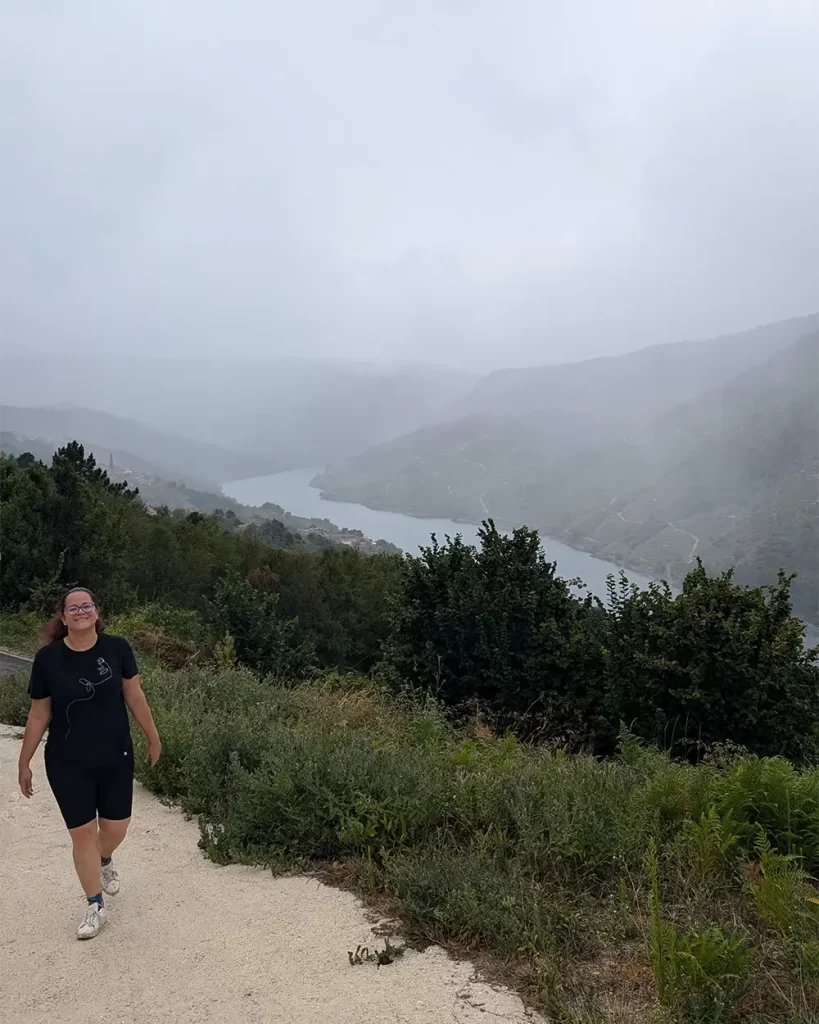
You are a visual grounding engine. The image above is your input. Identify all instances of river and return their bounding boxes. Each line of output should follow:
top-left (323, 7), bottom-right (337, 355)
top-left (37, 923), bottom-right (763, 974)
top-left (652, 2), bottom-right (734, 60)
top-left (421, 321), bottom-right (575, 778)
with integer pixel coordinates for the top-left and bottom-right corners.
top-left (224, 467), bottom-right (656, 601)
top-left (224, 468), bottom-right (819, 642)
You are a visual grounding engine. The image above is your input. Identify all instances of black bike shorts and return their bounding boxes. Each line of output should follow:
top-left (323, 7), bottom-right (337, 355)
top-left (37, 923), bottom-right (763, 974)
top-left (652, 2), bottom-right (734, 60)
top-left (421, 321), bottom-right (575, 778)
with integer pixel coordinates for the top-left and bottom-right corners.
top-left (44, 749), bottom-right (134, 830)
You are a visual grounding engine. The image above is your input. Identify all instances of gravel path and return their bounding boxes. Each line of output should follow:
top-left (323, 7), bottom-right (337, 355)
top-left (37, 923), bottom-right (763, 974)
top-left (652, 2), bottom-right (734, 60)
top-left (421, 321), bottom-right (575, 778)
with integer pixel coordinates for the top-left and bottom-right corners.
top-left (0, 730), bottom-right (542, 1024)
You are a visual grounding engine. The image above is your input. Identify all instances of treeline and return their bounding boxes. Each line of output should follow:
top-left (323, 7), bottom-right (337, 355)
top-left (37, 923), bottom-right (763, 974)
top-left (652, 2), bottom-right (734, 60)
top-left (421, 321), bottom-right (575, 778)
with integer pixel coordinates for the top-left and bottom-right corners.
top-left (0, 445), bottom-right (401, 671)
top-left (2, 444), bottom-right (818, 759)
top-left (389, 526), bottom-right (819, 759)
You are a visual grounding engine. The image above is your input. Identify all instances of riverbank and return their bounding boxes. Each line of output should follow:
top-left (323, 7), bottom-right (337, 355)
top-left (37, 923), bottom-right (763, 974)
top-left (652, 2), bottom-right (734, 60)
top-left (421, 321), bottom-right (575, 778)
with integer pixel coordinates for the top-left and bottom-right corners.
top-left (224, 468), bottom-right (656, 599)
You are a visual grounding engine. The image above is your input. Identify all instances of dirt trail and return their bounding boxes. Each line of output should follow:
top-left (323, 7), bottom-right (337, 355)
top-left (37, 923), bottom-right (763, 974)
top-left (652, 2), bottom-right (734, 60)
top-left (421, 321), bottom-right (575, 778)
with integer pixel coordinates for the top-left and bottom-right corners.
top-left (0, 730), bottom-right (542, 1024)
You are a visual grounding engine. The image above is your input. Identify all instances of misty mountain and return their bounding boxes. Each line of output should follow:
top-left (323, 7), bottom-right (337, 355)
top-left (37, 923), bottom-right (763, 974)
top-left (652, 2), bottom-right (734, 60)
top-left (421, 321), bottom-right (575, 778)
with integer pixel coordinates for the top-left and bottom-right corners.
top-left (315, 317), bottom-right (819, 621)
top-left (315, 315), bottom-right (817, 515)
top-left (0, 432), bottom-right (62, 467)
top-left (0, 405), bottom-right (275, 485)
top-left (461, 313), bottom-right (818, 422)
top-left (0, 428), bottom-right (214, 488)
top-left (557, 333), bottom-right (819, 619)
top-left (0, 354), bottom-right (477, 466)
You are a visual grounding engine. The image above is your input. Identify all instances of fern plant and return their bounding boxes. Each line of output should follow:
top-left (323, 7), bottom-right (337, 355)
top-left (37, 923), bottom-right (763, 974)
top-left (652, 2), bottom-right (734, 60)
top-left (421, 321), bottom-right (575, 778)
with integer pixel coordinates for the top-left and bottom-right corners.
top-left (751, 829), bottom-right (819, 940)
top-left (683, 806), bottom-right (741, 879)
top-left (672, 928), bottom-right (751, 1024)
top-left (647, 839), bottom-right (751, 1023)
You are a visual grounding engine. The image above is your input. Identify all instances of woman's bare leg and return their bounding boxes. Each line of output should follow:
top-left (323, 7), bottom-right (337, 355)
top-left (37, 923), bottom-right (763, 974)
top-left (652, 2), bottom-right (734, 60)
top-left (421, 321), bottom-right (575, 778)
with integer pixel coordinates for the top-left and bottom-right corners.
top-left (97, 817), bottom-right (130, 860)
top-left (68, 821), bottom-right (102, 897)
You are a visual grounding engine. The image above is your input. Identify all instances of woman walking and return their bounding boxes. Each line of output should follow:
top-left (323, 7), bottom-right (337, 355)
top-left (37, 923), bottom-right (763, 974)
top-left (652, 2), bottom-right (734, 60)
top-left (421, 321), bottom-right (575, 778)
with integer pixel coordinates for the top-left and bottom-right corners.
top-left (17, 588), bottom-right (161, 939)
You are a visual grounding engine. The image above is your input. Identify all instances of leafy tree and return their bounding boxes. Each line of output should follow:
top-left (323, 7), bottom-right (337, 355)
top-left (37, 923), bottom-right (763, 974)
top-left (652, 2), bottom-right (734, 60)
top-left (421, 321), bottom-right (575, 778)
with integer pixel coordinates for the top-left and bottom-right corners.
top-left (386, 526), bottom-right (818, 756)
top-left (246, 517), bottom-right (300, 548)
top-left (598, 562), bottom-right (819, 759)
top-left (0, 454), bottom-right (58, 608)
top-left (212, 568), bottom-right (315, 677)
top-left (233, 545), bottom-right (402, 671)
top-left (386, 521), bottom-right (595, 734)
top-left (46, 443), bottom-right (139, 610)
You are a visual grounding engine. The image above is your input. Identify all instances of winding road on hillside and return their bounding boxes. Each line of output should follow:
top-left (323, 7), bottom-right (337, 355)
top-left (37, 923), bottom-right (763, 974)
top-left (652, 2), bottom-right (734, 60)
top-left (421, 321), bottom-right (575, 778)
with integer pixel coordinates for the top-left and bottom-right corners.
top-left (667, 521), bottom-right (700, 563)
top-left (0, 728), bottom-right (542, 1024)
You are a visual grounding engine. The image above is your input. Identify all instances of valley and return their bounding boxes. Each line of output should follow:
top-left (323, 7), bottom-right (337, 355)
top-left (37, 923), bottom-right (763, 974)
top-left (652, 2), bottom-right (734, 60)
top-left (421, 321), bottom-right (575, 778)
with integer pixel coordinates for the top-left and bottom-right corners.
top-left (315, 315), bottom-right (819, 624)
top-left (3, 313), bottom-right (817, 622)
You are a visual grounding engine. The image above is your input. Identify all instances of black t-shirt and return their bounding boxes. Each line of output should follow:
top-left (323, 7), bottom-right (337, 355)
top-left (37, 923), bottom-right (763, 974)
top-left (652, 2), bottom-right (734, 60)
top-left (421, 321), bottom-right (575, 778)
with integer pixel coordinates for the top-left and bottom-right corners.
top-left (28, 633), bottom-right (139, 766)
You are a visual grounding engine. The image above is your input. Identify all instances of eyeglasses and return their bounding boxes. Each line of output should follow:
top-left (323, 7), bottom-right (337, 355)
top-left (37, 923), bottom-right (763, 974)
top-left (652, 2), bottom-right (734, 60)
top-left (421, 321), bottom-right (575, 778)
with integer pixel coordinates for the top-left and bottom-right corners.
top-left (65, 602), bottom-right (96, 616)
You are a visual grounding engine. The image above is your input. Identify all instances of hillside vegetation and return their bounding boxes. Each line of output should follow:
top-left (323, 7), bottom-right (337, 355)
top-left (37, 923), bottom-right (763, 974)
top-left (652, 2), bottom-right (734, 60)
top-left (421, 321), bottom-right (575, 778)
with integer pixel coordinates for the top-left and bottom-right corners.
top-left (0, 435), bottom-right (398, 555)
top-left (2, 438), bottom-right (818, 1021)
top-left (0, 444), bottom-right (404, 671)
top-left (315, 317), bottom-right (819, 623)
top-left (558, 334), bottom-right (819, 619)
top-left (2, 441), bottom-right (817, 752)
top-left (1, 663), bottom-right (817, 1022)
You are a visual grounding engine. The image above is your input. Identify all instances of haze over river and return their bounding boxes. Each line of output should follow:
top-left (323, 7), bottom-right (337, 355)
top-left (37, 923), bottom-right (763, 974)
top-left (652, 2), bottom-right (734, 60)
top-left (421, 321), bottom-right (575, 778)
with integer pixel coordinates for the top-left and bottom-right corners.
top-left (224, 468), bottom-right (657, 601)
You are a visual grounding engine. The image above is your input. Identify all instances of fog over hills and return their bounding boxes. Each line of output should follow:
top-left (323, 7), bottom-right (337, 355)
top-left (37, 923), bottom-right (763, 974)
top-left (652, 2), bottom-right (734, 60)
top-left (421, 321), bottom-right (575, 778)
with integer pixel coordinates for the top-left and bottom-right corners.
top-left (461, 314), bottom-right (818, 421)
top-left (0, 404), bottom-right (269, 485)
top-left (0, 356), bottom-right (477, 466)
top-left (315, 316), bottom-right (819, 622)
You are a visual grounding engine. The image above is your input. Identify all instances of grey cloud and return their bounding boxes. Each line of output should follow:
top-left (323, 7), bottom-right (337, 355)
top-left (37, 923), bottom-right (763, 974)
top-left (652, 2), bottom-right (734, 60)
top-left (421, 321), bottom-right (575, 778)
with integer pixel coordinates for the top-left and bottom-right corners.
top-left (1, 0), bottom-right (817, 371)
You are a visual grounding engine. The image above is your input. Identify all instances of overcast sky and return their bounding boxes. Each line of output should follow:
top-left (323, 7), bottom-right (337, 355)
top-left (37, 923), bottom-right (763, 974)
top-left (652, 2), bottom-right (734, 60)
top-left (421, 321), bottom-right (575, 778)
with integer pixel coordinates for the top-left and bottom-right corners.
top-left (1, 0), bottom-right (817, 371)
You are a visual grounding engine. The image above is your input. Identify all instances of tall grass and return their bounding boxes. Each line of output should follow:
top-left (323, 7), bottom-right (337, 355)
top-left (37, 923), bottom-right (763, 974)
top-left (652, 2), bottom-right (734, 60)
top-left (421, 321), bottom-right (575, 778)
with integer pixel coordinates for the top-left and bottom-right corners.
top-left (135, 668), bottom-right (819, 1020)
top-left (2, 664), bottom-right (816, 1021)
top-left (0, 611), bottom-right (41, 656)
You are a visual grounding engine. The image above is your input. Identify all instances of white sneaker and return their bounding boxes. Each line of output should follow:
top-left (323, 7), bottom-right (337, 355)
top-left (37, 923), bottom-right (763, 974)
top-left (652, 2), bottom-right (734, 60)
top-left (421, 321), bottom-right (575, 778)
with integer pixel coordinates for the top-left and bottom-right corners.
top-left (101, 860), bottom-right (120, 896)
top-left (77, 901), bottom-right (107, 940)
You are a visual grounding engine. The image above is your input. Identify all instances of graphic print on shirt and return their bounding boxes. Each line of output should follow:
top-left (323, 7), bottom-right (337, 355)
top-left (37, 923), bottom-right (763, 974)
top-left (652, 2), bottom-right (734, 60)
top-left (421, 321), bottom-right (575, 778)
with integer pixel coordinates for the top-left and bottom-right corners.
top-left (64, 657), bottom-right (113, 741)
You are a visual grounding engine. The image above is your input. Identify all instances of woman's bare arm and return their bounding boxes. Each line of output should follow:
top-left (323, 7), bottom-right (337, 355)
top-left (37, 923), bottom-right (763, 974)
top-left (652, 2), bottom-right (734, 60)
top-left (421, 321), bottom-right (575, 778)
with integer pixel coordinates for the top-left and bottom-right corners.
top-left (123, 675), bottom-right (161, 765)
top-left (18, 698), bottom-right (51, 797)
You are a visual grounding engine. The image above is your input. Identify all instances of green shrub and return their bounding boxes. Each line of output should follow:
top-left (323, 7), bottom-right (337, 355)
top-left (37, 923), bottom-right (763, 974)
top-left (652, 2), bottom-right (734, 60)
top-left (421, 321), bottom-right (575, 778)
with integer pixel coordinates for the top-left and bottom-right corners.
top-left (388, 525), bottom-right (819, 758)
top-left (211, 569), bottom-right (315, 677)
top-left (600, 564), bottom-right (819, 760)
top-left (385, 522), bottom-right (601, 740)
top-left (126, 665), bottom-right (817, 1017)
top-left (677, 807), bottom-right (743, 880)
top-left (671, 928), bottom-right (751, 1024)
top-left (797, 939), bottom-right (819, 981)
top-left (0, 670), bottom-right (30, 727)
top-left (0, 611), bottom-right (42, 656)
top-left (108, 603), bottom-right (216, 668)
